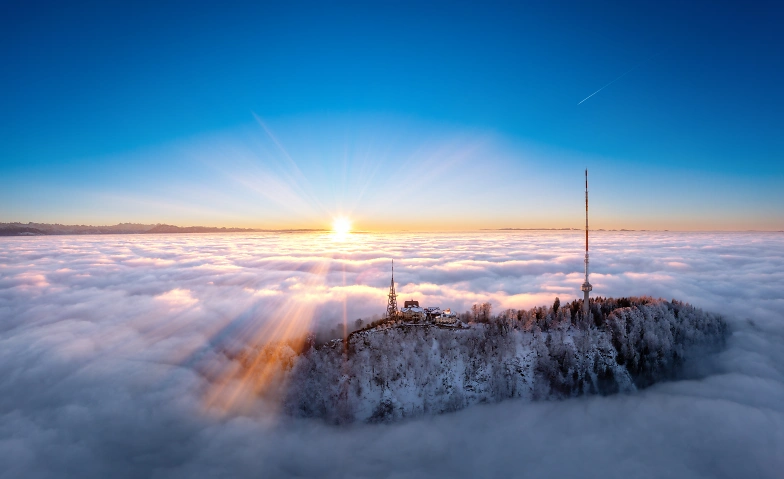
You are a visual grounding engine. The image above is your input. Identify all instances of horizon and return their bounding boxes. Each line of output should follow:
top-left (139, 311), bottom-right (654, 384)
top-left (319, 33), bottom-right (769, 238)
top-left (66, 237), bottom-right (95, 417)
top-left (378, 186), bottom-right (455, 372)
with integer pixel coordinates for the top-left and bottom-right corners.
top-left (4, 220), bottom-right (784, 233)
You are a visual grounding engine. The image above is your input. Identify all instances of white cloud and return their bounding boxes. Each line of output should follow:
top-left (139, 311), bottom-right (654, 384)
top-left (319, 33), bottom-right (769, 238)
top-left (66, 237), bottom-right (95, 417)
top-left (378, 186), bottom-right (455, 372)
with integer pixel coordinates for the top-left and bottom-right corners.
top-left (0, 231), bottom-right (782, 478)
top-left (155, 288), bottom-right (199, 308)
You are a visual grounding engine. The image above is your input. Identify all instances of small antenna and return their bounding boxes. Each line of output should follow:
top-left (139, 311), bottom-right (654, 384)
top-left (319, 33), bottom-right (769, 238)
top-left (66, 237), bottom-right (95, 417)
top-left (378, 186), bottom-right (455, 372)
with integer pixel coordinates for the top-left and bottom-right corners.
top-left (386, 259), bottom-right (398, 318)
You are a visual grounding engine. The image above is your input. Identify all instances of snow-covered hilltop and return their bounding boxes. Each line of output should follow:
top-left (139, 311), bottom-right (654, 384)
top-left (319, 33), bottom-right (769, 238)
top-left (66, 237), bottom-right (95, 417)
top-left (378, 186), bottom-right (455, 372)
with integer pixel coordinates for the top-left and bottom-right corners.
top-left (229, 297), bottom-right (727, 424)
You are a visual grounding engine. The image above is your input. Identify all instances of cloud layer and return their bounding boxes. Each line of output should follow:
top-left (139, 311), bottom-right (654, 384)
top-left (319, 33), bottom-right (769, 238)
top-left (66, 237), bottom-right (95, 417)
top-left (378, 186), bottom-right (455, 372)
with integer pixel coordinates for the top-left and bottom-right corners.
top-left (1, 232), bottom-right (783, 478)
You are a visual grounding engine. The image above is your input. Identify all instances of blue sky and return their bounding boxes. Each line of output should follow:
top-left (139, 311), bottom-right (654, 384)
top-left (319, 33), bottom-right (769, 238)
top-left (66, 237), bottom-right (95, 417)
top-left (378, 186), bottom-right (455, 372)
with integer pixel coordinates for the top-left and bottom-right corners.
top-left (1, 0), bottom-right (782, 230)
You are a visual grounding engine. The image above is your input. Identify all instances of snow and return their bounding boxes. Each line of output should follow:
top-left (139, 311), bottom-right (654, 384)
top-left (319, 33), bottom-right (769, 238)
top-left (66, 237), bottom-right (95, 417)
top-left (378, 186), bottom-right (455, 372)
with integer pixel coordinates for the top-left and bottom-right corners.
top-left (251, 297), bottom-right (729, 423)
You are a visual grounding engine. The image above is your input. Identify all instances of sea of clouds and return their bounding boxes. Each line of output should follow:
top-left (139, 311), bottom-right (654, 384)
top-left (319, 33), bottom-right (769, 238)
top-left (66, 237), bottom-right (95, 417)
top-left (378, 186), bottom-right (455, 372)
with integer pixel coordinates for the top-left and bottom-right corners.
top-left (1, 231), bottom-right (783, 478)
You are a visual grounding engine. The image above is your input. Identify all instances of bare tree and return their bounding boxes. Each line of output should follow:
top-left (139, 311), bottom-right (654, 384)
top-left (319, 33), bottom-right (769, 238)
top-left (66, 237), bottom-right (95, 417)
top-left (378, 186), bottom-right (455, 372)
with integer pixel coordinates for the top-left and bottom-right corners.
top-left (480, 302), bottom-right (492, 322)
top-left (471, 304), bottom-right (480, 322)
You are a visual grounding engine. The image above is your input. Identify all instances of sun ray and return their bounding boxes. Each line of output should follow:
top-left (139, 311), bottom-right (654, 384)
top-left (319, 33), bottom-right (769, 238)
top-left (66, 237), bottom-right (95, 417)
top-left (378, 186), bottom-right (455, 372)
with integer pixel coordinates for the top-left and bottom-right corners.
top-left (201, 257), bottom-right (335, 416)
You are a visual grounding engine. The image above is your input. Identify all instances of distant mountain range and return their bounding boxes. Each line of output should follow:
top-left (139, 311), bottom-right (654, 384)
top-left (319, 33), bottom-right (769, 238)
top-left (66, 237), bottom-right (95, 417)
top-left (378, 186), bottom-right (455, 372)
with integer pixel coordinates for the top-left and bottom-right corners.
top-left (0, 222), bottom-right (323, 236)
top-left (485, 228), bottom-right (651, 232)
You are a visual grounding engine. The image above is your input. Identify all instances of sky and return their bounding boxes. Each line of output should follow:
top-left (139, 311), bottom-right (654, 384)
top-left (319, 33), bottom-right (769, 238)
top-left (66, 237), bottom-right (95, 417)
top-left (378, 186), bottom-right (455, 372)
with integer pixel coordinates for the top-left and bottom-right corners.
top-left (1, 0), bottom-right (783, 230)
top-left (1, 231), bottom-right (783, 477)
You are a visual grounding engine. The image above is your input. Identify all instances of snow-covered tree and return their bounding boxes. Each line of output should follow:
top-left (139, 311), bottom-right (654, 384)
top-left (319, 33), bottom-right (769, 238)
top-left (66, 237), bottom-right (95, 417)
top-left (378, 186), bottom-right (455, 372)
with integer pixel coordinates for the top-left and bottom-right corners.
top-left (230, 297), bottom-right (727, 424)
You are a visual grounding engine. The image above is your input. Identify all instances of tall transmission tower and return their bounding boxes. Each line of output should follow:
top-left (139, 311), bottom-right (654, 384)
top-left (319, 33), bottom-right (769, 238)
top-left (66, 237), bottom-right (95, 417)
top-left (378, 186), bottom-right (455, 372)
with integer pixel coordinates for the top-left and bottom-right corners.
top-left (581, 169), bottom-right (593, 318)
top-left (386, 260), bottom-right (399, 319)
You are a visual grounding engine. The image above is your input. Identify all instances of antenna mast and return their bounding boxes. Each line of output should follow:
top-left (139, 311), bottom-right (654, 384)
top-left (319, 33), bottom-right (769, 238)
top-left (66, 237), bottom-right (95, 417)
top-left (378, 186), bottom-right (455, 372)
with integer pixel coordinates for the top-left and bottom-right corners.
top-left (580, 169), bottom-right (593, 317)
top-left (386, 260), bottom-right (398, 319)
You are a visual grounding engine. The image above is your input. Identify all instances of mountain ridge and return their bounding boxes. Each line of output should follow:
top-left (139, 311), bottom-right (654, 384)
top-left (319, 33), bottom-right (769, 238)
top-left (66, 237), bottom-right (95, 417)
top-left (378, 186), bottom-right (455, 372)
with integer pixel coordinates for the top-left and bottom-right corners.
top-left (0, 222), bottom-right (324, 236)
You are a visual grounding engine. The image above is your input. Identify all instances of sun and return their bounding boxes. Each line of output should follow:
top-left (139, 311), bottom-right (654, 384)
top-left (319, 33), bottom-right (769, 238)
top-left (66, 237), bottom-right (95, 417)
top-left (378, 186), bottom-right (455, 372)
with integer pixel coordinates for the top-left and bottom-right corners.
top-left (332, 217), bottom-right (352, 235)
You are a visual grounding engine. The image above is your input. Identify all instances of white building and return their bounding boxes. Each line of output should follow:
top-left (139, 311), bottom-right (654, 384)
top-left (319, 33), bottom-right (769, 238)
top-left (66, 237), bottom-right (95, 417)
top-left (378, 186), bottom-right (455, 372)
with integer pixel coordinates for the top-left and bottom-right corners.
top-left (400, 306), bottom-right (425, 321)
top-left (435, 310), bottom-right (458, 324)
top-left (398, 301), bottom-right (458, 324)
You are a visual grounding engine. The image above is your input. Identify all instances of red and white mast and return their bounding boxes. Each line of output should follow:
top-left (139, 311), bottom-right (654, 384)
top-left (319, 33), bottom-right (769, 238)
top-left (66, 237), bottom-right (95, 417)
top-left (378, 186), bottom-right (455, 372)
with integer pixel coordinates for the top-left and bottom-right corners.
top-left (580, 169), bottom-right (593, 317)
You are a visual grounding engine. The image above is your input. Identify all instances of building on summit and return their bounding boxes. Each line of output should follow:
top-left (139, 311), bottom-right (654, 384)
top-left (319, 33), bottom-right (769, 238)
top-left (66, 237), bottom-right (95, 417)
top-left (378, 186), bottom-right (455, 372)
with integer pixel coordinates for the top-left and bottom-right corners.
top-left (382, 170), bottom-right (596, 327)
top-left (385, 267), bottom-right (457, 324)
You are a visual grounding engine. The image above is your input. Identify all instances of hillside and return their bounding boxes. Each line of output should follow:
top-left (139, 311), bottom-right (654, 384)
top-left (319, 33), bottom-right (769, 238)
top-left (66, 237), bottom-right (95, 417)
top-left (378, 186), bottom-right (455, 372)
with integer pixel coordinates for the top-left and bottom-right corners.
top-left (227, 297), bottom-right (727, 423)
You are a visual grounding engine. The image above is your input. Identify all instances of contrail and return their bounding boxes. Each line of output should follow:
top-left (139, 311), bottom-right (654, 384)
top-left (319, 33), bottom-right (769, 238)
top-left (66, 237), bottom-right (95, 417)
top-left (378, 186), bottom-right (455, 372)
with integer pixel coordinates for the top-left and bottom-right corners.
top-left (578, 52), bottom-right (661, 105)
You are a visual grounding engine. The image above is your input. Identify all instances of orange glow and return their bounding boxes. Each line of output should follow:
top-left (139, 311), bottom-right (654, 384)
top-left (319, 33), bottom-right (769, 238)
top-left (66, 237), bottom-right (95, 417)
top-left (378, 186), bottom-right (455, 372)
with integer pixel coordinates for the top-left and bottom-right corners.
top-left (202, 259), bottom-right (335, 416)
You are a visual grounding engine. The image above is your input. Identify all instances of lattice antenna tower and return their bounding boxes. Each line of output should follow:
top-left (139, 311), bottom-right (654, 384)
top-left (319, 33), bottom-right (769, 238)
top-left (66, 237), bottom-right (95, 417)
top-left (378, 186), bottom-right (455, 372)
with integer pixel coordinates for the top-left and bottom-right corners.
top-left (580, 169), bottom-right (593, 317)
top-left (386, 260), bottom-right (399, 318)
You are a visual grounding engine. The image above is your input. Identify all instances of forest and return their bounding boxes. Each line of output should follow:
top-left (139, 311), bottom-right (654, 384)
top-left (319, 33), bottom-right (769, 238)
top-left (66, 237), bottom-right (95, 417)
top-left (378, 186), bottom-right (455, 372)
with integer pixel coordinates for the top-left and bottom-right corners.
top-left (224, 297), bottom-right (728, 423)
